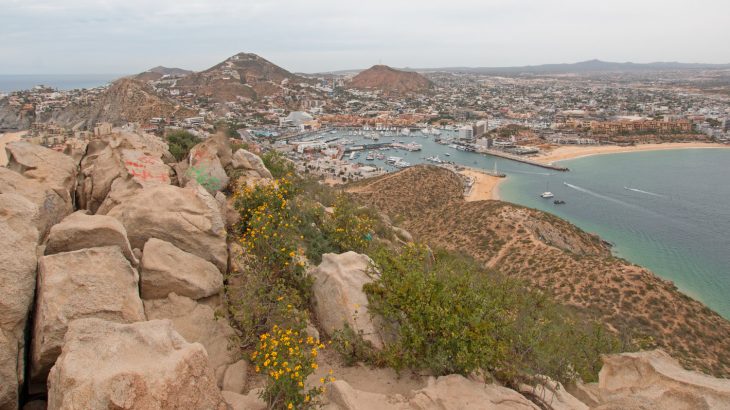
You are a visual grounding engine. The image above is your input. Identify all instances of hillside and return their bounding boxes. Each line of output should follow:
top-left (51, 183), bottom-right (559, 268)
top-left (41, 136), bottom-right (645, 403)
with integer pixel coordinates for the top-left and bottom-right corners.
top-left (175, 52), bottom-right (309, 102)
top-left (134, 66), bottom-right (192, 82)
top-left (349, 65), bottom-right (432, 94)
top-left (348, 165), bottom-right (730, 377)
top-left (48, 78), bottom-right (195, 128)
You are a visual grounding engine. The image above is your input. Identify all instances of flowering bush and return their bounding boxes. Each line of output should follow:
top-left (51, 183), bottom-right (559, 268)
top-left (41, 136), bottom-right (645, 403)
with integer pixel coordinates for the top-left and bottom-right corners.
top-left (251, 325), bottom-right (333, 409)
top-left (326, 195), bottom-right (374, 253)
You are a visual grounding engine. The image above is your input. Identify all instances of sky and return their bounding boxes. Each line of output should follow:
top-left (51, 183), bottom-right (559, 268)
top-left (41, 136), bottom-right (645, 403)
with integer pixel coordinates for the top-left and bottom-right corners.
top-left (1, 0), bottom-right (729, 75)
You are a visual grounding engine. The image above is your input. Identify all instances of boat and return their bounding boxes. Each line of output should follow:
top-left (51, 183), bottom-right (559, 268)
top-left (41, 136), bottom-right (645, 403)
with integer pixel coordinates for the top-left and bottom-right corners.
top-left (365, 152), bottom-right (375, 161)
top-left (486, 162), bottom-right (506, 178)
top-left (349, 152), bottom-right (356, 160)
top-left (553, 200), bottom-right (566, 205)
top-left (444, 152), bottom-right (451, 156)
top-left (540, 181), bottom-right (554, 198)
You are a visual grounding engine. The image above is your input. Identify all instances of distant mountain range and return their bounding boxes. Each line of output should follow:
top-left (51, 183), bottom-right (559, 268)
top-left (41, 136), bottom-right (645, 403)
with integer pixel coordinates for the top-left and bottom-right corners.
top-left (326, 59), bottom-right (730, 76)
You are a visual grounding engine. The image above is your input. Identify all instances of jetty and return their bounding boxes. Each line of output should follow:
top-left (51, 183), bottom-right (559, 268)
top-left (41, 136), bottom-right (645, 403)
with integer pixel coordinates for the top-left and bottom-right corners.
top-left (481, 149), bottom-right (569, 171)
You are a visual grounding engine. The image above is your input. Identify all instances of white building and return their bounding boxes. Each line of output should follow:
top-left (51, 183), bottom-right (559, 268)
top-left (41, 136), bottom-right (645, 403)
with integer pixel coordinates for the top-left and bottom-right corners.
top-left (458, 125), bottom-right (474, 141)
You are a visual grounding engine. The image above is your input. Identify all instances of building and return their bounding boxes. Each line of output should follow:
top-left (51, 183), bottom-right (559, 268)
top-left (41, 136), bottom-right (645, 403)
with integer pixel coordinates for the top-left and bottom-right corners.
top-left (473, 120), bottom-right (488, 138)
top-left (458, 125), bottom-right (474, 141)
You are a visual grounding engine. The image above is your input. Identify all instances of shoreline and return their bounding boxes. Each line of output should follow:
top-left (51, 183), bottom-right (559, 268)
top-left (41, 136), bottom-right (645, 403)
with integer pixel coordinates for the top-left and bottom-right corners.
top-left (532, 142), bottom-right (730, 165)
top-left (459, 168), bottom-right (503, 201)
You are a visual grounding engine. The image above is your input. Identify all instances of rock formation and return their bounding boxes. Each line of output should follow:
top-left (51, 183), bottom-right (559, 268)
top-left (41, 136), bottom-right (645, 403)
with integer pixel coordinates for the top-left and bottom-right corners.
top-left (311, 252), bottom-right (385, 349)
top-left (139, 238), bottom-right (223, 300)
top-left (31, 246), bottom-right (146, 383)
top-left (349, 65), bottom-right (432, 95)
top-left (46, 318), bottom-right (226, 410)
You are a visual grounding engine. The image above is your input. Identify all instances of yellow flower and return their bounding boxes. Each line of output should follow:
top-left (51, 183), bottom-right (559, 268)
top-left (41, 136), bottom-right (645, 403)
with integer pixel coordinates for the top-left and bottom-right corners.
top-left (320, 378), bottom-right (325, 383)
top-left (287, 403), bottom-right (293, 409)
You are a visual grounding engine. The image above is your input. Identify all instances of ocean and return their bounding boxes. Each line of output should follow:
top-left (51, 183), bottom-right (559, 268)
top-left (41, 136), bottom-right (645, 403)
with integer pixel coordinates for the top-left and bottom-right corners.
top-left (498, 149), bottom-right (730, 319)
top-left (0, 74), bottom-right (124, 93)
top-left (334, 130), bottom-right (730, 319)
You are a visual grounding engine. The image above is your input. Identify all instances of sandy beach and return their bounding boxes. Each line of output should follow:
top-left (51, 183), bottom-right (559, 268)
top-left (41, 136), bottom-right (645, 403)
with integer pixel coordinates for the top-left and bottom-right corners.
top-left (460, 169), bottom-right (502, 201)
top-left (534, 142), bottom-right (730, 165)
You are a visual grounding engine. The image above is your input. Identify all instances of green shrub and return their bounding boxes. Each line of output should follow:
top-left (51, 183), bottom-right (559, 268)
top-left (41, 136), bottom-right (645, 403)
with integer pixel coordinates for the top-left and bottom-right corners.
top-left (166, 130), bottom-right (200, 161)
top-left (262, 150), bottom-right (295, 179)
top-left (363, 244), bottom-right (622, 386)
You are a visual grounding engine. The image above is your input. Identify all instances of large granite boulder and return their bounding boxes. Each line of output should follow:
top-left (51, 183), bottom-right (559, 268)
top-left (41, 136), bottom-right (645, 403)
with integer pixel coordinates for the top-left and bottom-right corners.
top-left (322, 375), bottom-right (540, 410)
top-left (45, 211), bottom-right (137, 264)
top-left (311, 252), bottom-right (385, 349)
top-left (0, 194), bottom-right (41, 410)
top-left (0, 167), bottom-right (71, 237)
top-left (231, 148), bottom-right (273, 180)
top-left (47, 318), bottom-right (226, 410)
top-left (596, 349), bottom-right (730, 410)
top-left (5, 141), bottom-right (77, 205)
top-left (185, 137), bottom-right (231, 193)
top-left (76, 143), bottom-right (172, 214)
top-left (1, 329), bottom-right (19, 410)
top-left (409, 375), bottom-right (540, 410)
top-left (140, 238), bottom-right (223, 300)
top-left (144, 293), bottom-right (238, 384)
top-left (105, 183), bottom-right (228, 271)
top-left (31, 247), bottom-right (146, 383)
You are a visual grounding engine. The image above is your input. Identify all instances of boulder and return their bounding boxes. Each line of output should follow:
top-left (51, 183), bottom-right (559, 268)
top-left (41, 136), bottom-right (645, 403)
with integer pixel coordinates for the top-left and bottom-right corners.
top-left (140, 238), bottom-right (223, 300)
top-left (231, 148), bottom-right (273, 180)
top-left (0, 167), bottom-right (71, 237)
top-left (76, 144), bottom-right (172, 213)
top-left (311, 252), bottom-right (384, 349)
top-left (105, 184), bottom-right (228, 271)
top-left (143, 293), bottom-right (238, 382)
top-left (45, 211), bottom-right (137, 265)
top-left (31, 247), bottom-right (146, 383)
top-left (0, 194), bottom-right (41, 410)
top-left (46, 318), bottom-right (225, 410)
top-left (596, 349), bottom-right (730, 410)
top-left (5, 141), bottom-right (77, 205)
top-left (518, 378), bottom-right (588, 410)
top-left (62, 138), bottom-right (88, 166)
top-left (1, 329), bottom-right (19, 410)
top-left (222, 390), bottom-right (266, 410)
top-left (222, 360), bottom-right (248, 394)
top-left (323, 375), bottom-right (540, 410)
top-left (187, 139), bottom-right (230, 193)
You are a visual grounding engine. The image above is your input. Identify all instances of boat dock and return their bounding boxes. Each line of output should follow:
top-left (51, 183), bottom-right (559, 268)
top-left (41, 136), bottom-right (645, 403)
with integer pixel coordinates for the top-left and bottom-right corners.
top-left (480, 149), bottom-right (569, 171)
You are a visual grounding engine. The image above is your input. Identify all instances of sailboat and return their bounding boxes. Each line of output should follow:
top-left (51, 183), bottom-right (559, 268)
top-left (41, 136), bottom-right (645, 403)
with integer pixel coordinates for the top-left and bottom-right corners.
top-left (487, 162), bottom-right (506, 178)
top-left (540, 180), bottom-right (554, 198)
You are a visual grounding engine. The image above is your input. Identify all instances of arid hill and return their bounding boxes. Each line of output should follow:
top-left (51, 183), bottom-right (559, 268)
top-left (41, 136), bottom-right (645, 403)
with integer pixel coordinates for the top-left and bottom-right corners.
top-left (48, 78), bottom-right (195, 129)
top-left (349, 65), bottom-right (432, 94)
top-left (134, 66), bottom-right (192, 82)
top-left (175, 52), bottom-right (309, 102)
top-left (348, 165), bottom-right (730, 377)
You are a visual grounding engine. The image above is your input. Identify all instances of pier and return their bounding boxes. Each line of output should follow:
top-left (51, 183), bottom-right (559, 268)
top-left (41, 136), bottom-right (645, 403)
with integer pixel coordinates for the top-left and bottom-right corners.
top-left (480, 149), bottom-right (569, 171)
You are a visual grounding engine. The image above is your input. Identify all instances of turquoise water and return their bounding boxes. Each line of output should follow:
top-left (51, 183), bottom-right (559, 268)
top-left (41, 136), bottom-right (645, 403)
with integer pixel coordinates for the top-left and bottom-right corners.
top-left (498, 149), bottom-right (730, 319)
top-left (334, 132), bottom-right (730, 320)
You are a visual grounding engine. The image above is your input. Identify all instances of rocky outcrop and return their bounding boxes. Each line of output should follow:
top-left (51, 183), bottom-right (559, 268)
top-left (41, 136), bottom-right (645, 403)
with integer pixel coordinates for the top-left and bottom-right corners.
top-left (140, 238), bottom-right (223, 300)
top-left (0, 167), bottom-right (71, 237)
top-left (76, 135), bottom-right (173, 213)
top-left (311, 252), bottom-right (385, 349)
top-left (47, 318), bottom-right (225, 410)
top-left (181, 136), bottom-right (231, 194)
top-left (44, 211), bottom-right (137, 264)
top-left (105, 183), bottom-right (228, 271)
top-left (595, 349), bottom-right (730, 410)
top-left (222, 360), bottom-right (248, 394)
top-left (0, 193), bottom-right (41, 410)
top-left (5, 141), bottom-right (77, 206)
top-left (222, 390), bottom-right (266, 410)
top-left (31, 246), bottom-right (146, 383)
top-left (323, 375), bottom-right (539, 410)
top-left (143, 293), bottom-right (238, 385)
top-left (231, 148), bottom-right (273, 181)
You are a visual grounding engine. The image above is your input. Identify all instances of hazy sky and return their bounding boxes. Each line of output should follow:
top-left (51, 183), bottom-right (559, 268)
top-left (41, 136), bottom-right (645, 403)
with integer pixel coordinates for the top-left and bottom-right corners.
top-left (2, 0), bottom-right (729, 74)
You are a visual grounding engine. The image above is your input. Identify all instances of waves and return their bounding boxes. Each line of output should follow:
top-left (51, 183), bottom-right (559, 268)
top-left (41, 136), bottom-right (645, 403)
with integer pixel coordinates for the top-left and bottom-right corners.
top-left (562, 182), bottom-right (636, 208)
top-left (624, 187), bottom-right (665, 197)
